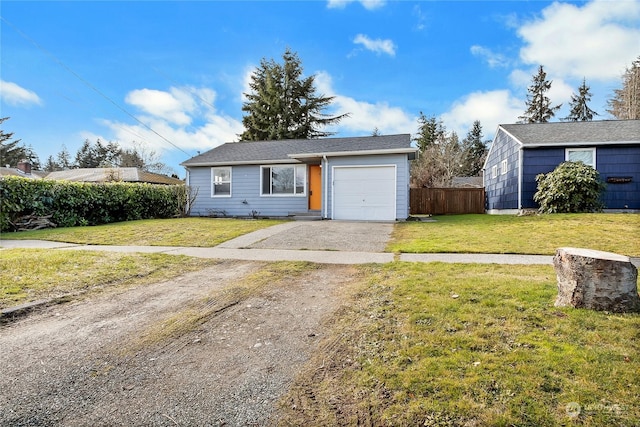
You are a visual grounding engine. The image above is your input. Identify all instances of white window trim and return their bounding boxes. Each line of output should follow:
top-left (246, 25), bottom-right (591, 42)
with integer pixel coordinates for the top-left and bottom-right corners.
top-left (501, 159), bottom-right (508, 175)
top-left (260, 164), bottom-right (307, 197)
top-left (211, 167), bottom-right (232, 198)
top-left (565, 147), bottom-right (596, 169)
top-left (492, 164), bottom-right (498, 179)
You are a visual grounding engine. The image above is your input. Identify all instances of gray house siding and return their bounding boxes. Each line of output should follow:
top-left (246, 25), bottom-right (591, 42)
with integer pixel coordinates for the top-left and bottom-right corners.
top-left (326, 153), bottom-right (411, 220)
top-left (188, 165), bottom-right (308, 217)
top-left (484, 129), bottom-right (520, 210)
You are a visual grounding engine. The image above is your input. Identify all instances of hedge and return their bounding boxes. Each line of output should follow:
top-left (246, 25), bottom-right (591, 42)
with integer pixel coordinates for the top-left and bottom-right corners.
top-left (0, 177), bottom-right (190, 232)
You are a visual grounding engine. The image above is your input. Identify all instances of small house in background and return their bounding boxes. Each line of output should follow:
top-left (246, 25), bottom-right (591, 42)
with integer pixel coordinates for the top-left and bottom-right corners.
top-left (0, 160), bottom-right (47, 179)
top-left (483, 120), bottom-right (640, 213)
top-left (45, 167), bottom-right (184, 185)
top-left (181, 134), bottom-right (417, 221)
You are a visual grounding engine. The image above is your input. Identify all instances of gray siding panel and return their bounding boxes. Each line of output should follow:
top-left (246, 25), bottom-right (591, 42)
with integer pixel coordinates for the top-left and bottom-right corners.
top-left (188, 165), bottom-right (307, 217)
top-left (327, 153), bottom-right (411, 220)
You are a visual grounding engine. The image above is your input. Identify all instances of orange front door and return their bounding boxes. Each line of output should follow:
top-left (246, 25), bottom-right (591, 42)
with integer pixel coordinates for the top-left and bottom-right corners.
top-left (309, 165), bottom-right (322, 210)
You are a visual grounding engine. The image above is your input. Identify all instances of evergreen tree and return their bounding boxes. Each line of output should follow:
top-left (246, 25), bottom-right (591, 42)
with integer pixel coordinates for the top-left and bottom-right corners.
top-left (0, 117), bottom-right (25, 167)
top-left (240, 48), bottom-right (348, 141)
top-left (564, 78), bottom-right (598, 121)
top-left (518, 65), bottom-right (562, 123)
top-left (75, 139), bottom-right (100, 168)
top-left (44, 155), bottom-right (60, 172)
top-left (56, 145), bottom-right (74, 170)
top-left (413, 112), bottom-right (445, 152)
top-left (607, 56), bottom-right (640, 120)
top-left (460, 120), bottom-right (487, 176)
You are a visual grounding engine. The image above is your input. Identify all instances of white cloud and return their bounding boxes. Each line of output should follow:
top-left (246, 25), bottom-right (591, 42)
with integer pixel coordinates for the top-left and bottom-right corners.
top-left (353, 34), bottom-right (396, 56)
top-left (315, 71), bottom-right (415, 135)
top-left (0, 80), bottom-right (43, 107)
top-left (441, 90), bottom-right (524, 138)
top-left (518, 0), bottom-right (640, 81)
top-left (470, 45), bottom-right (509, 68)
top-left (98, 85), bottom-right (243, 156)
top-left (327, 0), bottom-right (385, 10)
top-left (125, 87), bottom-right (203, 126)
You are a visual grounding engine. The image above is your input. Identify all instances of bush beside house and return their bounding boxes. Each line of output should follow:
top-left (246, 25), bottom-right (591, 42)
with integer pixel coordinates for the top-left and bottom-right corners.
top-left (0, 176), bottom-right (189, 232)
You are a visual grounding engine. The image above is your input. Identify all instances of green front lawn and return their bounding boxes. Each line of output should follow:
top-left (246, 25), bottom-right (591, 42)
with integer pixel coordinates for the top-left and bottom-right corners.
top-left (278, 262), bottom-right (640, 426)
top-left (1, 217), bottom-right (287, 247)
top-left (389, 214), bottom-right (640, 256)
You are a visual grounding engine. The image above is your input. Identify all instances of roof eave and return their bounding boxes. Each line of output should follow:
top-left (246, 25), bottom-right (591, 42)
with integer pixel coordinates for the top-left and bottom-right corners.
top-left (288, 147), bottom-right (418, 160)
top-left (523, 140), bottom-right (640, 148)
top-left (182, 159), bottom-right (300, 167)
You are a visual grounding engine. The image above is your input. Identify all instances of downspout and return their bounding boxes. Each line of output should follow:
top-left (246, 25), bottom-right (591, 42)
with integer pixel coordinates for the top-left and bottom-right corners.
top-left (518, 149), bottom-right (523, 209)
top-left (323, 155), bottom-right (328, 219)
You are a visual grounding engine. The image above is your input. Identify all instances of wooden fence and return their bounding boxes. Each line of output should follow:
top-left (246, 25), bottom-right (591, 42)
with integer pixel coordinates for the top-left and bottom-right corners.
top-left (410, 188), bottom-right (485, 215)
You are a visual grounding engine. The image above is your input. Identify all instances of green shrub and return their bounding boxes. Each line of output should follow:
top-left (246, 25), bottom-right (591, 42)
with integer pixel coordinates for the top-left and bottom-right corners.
top-left (0, 177), bottom-right (189, 232)
top-left (534, 161), bottom-right (606, 213)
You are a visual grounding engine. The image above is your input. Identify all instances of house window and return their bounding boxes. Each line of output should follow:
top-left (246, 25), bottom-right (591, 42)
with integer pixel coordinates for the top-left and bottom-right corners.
top-left (211, 167), bottom-right (231, 197)
top-left (261, 164), bottom-right (306, 196)
top-left (492, 165), bottom-right (498, 179)
top-left (501, 159), bottom-right (508, 175)
top-left (566, 148), bottom-right (596, 168)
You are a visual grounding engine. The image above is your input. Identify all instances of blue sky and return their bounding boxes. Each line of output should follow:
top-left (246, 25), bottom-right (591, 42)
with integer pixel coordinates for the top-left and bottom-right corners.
top-left (1, 0), bottom-right (639, 177)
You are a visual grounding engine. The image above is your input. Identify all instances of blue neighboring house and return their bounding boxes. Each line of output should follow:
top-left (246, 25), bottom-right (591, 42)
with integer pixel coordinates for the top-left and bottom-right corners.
top-left (484, 120), bottom-right (640, 213)
top-left (181, 134), bottom-right (417, 221)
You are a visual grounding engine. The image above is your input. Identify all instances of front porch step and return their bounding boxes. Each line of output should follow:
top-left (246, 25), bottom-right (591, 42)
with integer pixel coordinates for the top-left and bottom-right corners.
top-left (288, 211), bottom-right (323, 221)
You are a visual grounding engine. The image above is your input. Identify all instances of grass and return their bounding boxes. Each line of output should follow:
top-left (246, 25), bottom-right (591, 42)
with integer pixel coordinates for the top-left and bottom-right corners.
top-left (1, 217), bottom-right (287, 247)
top-left (278, 262), bottom-right (640, 426)
top-left (388, 214), bottom-right (640, 256)
top-left (0, 249), bottom-right (219, 309)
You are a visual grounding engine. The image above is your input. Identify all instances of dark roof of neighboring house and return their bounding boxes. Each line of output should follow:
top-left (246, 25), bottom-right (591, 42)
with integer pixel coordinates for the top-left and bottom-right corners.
top-left (45, 168), bottom-right (183, 185)
top-left (181, 134), bottom-right (416, 166)
top-left (0, 167), bottom-right (47, 179)
top-left (500, 120), bottom-right (640, 147)
top-left (451, 177), bottom-right (484, 188)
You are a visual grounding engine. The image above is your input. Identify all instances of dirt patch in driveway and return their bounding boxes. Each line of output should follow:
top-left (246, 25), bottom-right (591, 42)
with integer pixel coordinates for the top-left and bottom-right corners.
top-left (0, 260), bottom-right (358, 426)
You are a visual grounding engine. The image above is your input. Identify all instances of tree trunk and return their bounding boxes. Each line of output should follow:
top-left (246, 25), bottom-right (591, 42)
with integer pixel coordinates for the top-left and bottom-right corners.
top-left (553, 247), bottom-right (640, 312)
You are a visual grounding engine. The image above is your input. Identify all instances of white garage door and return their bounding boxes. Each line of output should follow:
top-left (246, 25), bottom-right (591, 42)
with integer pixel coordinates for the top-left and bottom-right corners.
top-left (333, 166), bottom-right (396, 220)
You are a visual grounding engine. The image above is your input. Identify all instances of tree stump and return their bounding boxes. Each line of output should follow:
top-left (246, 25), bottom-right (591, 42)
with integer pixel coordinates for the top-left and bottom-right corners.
top-left (553, 247), bottom-right (640, 312)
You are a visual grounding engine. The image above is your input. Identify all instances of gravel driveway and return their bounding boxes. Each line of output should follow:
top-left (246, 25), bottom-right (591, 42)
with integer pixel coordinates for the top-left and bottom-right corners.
top-left (0, 259), bottom-right (359, 426)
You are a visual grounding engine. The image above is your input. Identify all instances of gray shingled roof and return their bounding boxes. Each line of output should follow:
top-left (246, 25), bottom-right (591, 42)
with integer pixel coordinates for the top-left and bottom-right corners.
top-left (181, 134), bottom-right (414, 166)
top-left (45, 168), bottom-right (183, 185)
top-left (501, 120), bottom-right (640, 147)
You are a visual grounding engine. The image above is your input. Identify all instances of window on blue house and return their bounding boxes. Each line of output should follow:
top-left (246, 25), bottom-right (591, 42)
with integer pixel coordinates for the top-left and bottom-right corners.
top-left (566, 148), bottom-right (596, 168)
top-left (211, 167), bottom-right (231, 197)
top-left (261, 164), bottom-right (306, 196)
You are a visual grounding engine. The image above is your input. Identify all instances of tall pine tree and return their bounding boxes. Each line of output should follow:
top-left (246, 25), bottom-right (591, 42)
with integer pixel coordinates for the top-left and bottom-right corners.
top-left (240, 49), bottom-right (348, 141)
top-left (413, 112), bottom-right (445, 152)
top-left (518, 65), bottom-right (562, 123)
top-left (460, 120), bottom-right (487, 176)
top-left (0, 117), bottom-right (27, 167)
top-left (564, 78), bottom-right (598, 121)
top-left (607, 56), bottom-right (640, 120)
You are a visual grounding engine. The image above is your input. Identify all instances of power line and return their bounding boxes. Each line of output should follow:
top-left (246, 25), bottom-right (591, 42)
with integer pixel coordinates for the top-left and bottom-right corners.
top-left (0, 15), bottom-right (193, 157)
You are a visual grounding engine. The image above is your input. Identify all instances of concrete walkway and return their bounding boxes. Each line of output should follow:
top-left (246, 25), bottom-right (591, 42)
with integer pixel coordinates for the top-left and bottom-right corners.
top-left (0, 220), bottom-right (554, 266)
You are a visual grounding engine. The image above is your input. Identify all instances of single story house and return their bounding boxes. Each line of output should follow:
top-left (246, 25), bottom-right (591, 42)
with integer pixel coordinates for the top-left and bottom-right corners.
top-left (181, 134), bottom-right (417, 221)
top-left (484, 120), bottom-right (640, 213)
top-left (0, 160), bottom-right (46, 179)
top-left (45, 167), bottom-right (184, 185)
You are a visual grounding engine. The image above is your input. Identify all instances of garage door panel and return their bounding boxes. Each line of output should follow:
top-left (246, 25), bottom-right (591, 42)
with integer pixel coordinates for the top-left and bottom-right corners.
top-left (333, 166), bottom-right (396, 220)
